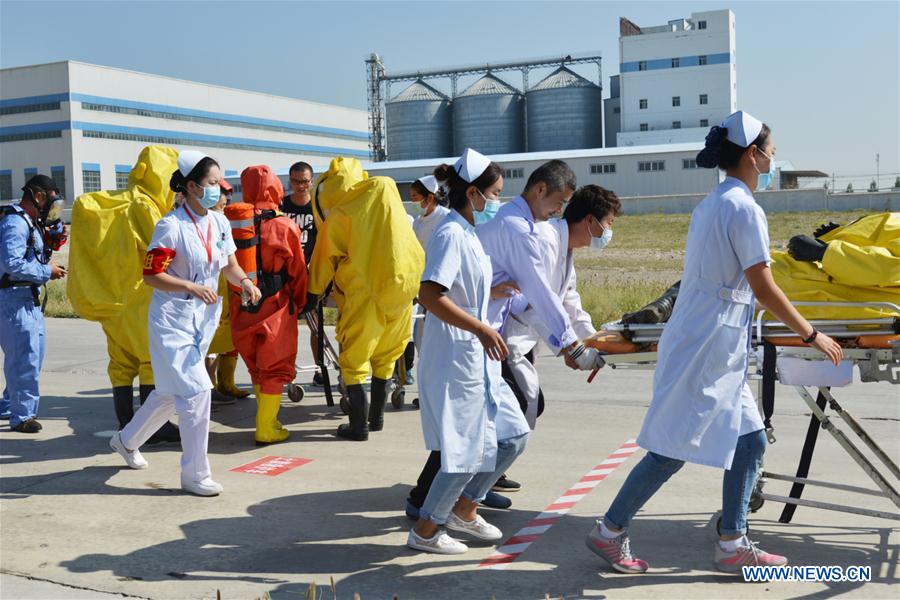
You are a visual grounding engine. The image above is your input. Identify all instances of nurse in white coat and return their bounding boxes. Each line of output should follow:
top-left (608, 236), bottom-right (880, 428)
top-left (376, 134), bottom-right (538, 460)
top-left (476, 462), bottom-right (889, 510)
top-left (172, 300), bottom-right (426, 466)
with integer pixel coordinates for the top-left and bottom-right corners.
top-left (585, 112), bottom-right (843, 574)
top-left (109, 151), bottom-right (261, 497)
top-left (408, 149), bottom-right (530, 555)
top-left (411, 175), bottom-right (451, 251)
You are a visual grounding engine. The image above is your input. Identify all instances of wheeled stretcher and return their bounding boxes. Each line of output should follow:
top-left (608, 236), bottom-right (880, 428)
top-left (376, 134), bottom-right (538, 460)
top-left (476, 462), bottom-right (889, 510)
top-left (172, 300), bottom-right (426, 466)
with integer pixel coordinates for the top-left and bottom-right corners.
top-left (587, 301), bottom-right (900, 523)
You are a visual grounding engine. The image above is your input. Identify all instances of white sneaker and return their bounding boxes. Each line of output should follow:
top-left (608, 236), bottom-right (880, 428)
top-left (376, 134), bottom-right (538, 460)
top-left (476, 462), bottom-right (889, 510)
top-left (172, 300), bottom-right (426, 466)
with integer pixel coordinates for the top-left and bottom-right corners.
top-left (445, 511), bottom-right (503, 541)
top-left (110, 432), bottom-right (148, 469)
top-left (181, 478), bottom-right (223, 497)
top-left (407, 528), bottom-right (468, 554)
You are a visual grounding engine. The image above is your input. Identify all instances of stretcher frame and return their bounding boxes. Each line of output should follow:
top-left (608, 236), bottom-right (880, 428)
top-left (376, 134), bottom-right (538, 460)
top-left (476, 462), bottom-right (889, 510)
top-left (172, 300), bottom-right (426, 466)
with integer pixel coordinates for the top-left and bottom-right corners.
top-left (596, 301), bottom-right (900, 523)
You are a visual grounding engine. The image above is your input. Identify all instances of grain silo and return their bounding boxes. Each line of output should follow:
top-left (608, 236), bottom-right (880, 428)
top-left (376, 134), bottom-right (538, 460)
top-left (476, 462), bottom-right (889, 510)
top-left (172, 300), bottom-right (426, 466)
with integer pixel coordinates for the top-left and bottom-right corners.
top-left (452, 73), bottom-right (524, 155)
top-left (526, 67), bottom-right (603, 152)
top-left (385, 79), bottom-right (452, 161)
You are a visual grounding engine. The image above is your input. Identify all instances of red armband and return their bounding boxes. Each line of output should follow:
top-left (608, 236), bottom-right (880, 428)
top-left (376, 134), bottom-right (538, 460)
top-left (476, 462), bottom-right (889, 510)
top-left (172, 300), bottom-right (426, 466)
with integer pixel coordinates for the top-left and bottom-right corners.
top-left (143, 247), bottom-right (176, 275)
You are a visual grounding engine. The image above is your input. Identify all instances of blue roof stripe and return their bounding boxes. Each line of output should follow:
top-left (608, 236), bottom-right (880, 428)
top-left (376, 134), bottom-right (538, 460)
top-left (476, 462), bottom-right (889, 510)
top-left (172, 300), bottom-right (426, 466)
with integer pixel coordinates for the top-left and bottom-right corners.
top-left (70, 93), bottom-right (368, 140)
top-left (621, 52), bottom-right (730, 73)
top-left (0, 121), bottom-right (70, 135)
top-left (0, 93), bottom-right (69, 108)
top-left (115, 164), bottom-right (133, 173)
top-left (82, 163), bottom-right (101, 171)
top-left (71, 121), bottom-right (370, 158)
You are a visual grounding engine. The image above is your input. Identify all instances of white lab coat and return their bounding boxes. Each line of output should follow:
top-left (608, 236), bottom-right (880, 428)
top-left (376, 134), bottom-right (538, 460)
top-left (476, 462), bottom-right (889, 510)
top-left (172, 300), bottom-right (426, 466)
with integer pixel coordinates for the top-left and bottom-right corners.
top-left (503, 219), bottom-right (596, 427)
top-left (637, 178), bottom-right (767, 469)
top-left (413, 205), bottom-right (450, 250)
top-left (146, 205), bottom-right (236, 396)
top-left (417, 210), bottom-right (530, 474)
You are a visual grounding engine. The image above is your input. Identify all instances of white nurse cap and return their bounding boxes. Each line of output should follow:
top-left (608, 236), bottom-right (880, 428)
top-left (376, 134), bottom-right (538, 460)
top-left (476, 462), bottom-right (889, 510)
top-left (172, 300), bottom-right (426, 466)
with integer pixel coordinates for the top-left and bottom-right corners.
top-left (454, 148), bottom-right (491, 183)
top-left (720, 111), bottom-right (763, 148)
top-left (416, 175), bottom-right (439, 194)
top-left (177, 150), bottom-right (210, 177)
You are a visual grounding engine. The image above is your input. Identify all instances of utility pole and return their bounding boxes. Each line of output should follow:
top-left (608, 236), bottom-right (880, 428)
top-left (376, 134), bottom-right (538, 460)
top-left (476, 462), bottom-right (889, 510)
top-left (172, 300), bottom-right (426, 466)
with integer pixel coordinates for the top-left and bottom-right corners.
top-left (876, 153), bottom-right (880, 191)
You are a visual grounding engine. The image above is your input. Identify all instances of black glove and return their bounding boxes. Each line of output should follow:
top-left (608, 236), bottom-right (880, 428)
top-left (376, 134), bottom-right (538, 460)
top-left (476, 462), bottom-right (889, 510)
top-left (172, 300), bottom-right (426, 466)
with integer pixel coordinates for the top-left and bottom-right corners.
top-left (299, 292), bottom-right (319, 317)
top-left (788, 235), bottom-right (827, 262)
top-left (812, 221), bottom-right (841, 239)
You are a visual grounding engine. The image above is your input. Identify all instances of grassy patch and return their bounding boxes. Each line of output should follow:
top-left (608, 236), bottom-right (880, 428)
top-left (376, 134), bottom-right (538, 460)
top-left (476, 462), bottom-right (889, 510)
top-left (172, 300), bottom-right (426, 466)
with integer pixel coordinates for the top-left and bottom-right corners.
top-left (43, 279), bottom-right (78, 318)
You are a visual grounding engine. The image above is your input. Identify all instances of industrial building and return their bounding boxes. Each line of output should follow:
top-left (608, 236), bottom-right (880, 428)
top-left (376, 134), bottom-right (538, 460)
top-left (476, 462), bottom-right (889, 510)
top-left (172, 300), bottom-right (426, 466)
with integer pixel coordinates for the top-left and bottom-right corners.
top-left (606, 9), bottom-right (736, 147)
top-left (362, 143), bottom-right (717, 201)
top-left (0, 61), bottom-right (369, 203)
top-left (368, 53), bottom-right (605, 162)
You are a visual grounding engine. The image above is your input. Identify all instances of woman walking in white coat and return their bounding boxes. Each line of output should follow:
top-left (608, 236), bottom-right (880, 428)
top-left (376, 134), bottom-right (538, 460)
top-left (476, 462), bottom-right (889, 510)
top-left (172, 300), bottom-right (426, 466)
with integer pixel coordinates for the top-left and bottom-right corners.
top-left (110, 151), bottom-right (261, 496)
top-left (584, 112), bottom-right (843, 573)
top-left (407, 149), bottom-right (530, 555)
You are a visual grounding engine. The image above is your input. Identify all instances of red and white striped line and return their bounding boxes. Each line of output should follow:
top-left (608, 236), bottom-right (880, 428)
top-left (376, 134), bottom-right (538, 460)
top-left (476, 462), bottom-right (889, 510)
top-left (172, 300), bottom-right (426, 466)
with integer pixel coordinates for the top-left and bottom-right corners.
top-left (479, 438), bottom-right (640, 569)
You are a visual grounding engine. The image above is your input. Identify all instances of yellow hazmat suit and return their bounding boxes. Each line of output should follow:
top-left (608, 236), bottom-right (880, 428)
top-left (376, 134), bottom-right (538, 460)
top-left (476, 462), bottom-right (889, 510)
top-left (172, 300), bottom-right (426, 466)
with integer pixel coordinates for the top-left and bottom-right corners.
top-left (771, 212), bottom-right (900, 319)
top-left (308, 157), bottom-right (424, 385)
top-left (68, 146), bottom-right (178, 388)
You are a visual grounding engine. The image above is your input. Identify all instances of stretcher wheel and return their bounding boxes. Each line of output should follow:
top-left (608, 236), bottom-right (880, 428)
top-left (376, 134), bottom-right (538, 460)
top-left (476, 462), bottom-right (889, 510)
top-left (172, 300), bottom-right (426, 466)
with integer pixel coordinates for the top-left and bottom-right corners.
top-left (715, 516), bottom-right (751, 536)
top-left (339, 394), bottom-right (350, 415)
top-left (287, 383), bottom-right (304, 403)
top-left (749, 493), bottom-right (765, 513)
top-left (391, 388), bottom-right (405, 410)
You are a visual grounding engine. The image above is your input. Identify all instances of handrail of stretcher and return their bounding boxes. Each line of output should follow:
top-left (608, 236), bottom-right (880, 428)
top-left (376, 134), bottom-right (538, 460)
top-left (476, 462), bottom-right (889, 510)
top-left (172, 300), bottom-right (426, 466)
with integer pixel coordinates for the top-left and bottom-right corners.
top-left (755, 302), bottom-right (900, 344)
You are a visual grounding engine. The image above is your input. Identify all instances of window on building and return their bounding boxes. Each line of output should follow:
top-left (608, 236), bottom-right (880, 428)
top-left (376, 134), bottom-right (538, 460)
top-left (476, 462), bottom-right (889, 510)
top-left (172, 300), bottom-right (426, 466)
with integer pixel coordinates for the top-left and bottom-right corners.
top-left (639, 98), bottom-right (648, 109)
top-left (0, 130), bottom-right (62, 143)
top-left (672, 121), bottom-right (681, 129)
top-left (82, 169), bottom-right (101, 193)
top-left (590, 163), bottom-right (617, 175)
top-left (700, 94), bottom-right (708, 105)
top-left (115, 172), bottom-right (130, 190)
top-left (0, 101), bottom-right (61, 116)
top-left (683, 158), bottom-right (698, 169)
top-left (638, 61), bottom-right (647, 71)
top-left (700, 118), bottom-right (709, 127)
top-left (671, 57), bottom-right (680, 68)
top-left (672, 96), bottom-right (681, 107)
top-left (639, 161), bottom-right (665, 172)
top-left (699, 55), bottom-right (708, 66)
top-left (51, 167), bottom-right (66, 198)
top-left (0, 173), bottom-right (12, 201)
top-left (613, 107), bottom-right (620, 114)
top-left (640, 123), bottom-right (649, 132)
top-left (503, 168), bottom-right (524, 179)
top-left (697, 20), bottom-right (707, 30)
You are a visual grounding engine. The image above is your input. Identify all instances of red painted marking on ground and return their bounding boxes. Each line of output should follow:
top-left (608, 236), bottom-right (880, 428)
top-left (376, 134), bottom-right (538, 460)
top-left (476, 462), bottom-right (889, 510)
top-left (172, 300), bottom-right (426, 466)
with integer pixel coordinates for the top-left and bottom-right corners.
top-left (230, 456), bottom-right (312, 476)
top-left (479, 438), bottom-right (639, 569)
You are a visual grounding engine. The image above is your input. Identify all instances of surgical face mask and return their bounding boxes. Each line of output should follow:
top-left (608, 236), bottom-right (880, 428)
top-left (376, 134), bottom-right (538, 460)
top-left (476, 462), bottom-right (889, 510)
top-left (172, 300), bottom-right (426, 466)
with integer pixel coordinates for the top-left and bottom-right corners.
top-left (473, 190), bottom-right (500, 225)
top-left (197, 184), bottom-right (221, 209)
top-left (754, 148), bottom-right (776, 190)
top-left (589, 218), bottom-right (613, 250)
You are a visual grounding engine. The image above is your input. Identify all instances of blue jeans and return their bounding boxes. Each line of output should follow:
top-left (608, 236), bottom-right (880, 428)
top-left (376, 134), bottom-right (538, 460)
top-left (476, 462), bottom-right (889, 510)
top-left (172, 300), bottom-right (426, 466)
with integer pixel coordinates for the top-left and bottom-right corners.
top-left (0, 289), bottom-right (45, 427)
top-left (605, 429), bottom-right (767, 536)
top-left (421, 433), bottom-right (528, 525)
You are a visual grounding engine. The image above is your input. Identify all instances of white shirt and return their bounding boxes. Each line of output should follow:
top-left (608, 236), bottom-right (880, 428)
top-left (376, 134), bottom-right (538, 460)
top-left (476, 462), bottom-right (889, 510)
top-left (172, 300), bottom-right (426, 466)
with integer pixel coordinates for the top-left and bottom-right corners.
top-left (413, 205), bottom-right (451, 251)
top-left (476, 196), bottom-right (578, 354)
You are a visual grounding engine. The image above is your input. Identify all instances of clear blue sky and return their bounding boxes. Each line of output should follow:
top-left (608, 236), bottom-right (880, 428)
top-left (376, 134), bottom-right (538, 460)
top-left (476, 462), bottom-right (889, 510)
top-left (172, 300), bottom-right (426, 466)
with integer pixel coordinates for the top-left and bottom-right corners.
top-left (2, 0), bottom-right (898, 188)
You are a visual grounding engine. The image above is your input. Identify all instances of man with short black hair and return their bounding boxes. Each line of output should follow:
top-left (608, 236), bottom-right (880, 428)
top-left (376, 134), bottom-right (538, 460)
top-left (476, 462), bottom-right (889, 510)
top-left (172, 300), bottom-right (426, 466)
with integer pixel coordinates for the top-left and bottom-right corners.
top-left (280, 162), bottom-right (322, 384)
top-left (0, 175), bottom-right (67, 432)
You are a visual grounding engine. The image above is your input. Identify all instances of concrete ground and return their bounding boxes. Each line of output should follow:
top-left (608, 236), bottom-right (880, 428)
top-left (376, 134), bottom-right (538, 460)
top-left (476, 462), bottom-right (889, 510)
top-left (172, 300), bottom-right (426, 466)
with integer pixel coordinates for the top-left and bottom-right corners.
top-left (1, 317), bottom-right (898, 600)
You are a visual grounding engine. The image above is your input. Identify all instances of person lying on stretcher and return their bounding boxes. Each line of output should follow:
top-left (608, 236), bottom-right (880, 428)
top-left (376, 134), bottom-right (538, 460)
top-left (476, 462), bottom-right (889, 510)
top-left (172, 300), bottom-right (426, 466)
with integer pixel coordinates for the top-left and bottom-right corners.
top-left (587, 212), bottom-right (900, 353)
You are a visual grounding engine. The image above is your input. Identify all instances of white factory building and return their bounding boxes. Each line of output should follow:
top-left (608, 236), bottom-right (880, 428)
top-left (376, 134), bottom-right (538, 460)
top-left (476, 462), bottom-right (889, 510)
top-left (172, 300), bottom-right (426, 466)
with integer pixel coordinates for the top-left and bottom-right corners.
top-left (606, 9), bottom-right (736, 147)
top-left (361, 143), bottom-right (719, 201)
top-left (0, 61), bottom-right (369, 203)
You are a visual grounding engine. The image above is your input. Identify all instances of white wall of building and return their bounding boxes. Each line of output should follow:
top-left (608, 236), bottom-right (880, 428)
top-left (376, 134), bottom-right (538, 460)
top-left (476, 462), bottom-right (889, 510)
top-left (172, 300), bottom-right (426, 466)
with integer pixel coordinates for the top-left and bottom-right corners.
top-left (1, 61), bottom-right (369, 202)
top-left (618, 9), bottom-right (735, 147)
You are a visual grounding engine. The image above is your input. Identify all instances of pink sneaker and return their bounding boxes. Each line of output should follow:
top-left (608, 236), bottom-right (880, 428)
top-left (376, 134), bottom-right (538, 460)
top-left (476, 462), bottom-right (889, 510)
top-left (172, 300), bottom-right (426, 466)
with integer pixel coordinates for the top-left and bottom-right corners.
top-left (585, 523), bottom-right (649, 574)
top-left (715, 537), bottom-right (788, 573)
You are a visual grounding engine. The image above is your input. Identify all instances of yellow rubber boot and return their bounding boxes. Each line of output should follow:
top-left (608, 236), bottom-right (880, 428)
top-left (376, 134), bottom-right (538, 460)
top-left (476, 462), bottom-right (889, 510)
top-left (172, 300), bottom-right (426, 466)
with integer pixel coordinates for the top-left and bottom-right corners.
top-left (216, 355), bottom-right (251, 398)
top-left (256, 391), bottom-right (290, 445)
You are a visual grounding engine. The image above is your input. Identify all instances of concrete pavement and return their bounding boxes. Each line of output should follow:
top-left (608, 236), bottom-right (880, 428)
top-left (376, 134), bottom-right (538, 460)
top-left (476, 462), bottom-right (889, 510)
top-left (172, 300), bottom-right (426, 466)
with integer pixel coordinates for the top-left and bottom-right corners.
top-left (1, 317), bottom-right (898, 599)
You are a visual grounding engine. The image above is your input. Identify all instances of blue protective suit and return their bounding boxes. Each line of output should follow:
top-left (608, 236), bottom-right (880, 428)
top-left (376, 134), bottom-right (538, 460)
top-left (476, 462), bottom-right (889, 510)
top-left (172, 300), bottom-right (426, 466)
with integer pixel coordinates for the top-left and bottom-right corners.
top-left (0, 205), bottom-right (51, 427)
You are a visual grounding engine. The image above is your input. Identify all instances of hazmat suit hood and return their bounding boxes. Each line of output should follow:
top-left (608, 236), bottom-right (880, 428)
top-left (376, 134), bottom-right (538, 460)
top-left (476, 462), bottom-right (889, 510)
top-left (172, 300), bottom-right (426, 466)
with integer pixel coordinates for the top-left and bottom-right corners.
top-left (127, 145), bottom-right (178, 214)
top-left (241, 165), bottom-right (284, 210)
top-left (312, 157), bottom-right (369, 227)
